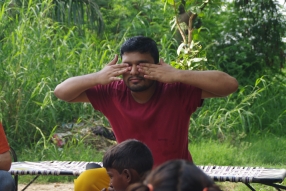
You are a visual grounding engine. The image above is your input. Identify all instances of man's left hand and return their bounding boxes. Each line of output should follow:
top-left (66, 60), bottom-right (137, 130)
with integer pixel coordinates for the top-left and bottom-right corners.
top-left (138, 58), bottom-right (179, 83)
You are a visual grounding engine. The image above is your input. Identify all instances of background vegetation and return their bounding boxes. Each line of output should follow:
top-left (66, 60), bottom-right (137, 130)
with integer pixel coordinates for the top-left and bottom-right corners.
top-left (0, 0), bottom-right (285, 189)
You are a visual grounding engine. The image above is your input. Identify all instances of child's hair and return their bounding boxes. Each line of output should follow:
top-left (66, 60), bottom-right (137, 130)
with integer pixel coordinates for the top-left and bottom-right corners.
top-left (126, 159), bottom-right (222, 191)
top-left (102, 139), bottom-right (153, 176)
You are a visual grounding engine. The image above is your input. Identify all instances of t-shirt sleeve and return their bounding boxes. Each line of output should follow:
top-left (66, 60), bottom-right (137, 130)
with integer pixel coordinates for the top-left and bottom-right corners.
top-left (85, 84), bottom-right (112, 112)
top-left (86, 85), bottom-right (109, 112)
top-left (177, 83), bottom-right (203, 114)
top-left (0, 123), bottom-right (10, 154)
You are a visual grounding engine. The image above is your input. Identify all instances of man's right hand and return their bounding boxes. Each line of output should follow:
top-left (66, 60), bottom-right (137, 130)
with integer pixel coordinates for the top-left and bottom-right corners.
top-left (54, 55), bottom-right (128, 102)
top-left (96, 55), bottom-right (129, 85)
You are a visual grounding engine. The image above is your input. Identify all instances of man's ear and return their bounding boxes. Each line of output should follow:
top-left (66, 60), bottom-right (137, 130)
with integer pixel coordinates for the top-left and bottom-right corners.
top-left (122, 169), bottom-right (132, 183)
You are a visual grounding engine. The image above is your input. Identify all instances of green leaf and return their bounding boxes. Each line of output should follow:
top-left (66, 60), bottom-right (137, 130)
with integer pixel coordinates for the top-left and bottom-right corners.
top-left (177, 43), bottom-right (187, 55)
top-left (167, 0), bottom-right (175, 5)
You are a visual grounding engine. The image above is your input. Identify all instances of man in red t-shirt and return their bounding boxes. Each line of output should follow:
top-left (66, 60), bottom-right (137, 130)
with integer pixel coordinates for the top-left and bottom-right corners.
top-left (54, 36), bottom-right (238, 191)
top-left (0, 122), bottom-right (16, 191)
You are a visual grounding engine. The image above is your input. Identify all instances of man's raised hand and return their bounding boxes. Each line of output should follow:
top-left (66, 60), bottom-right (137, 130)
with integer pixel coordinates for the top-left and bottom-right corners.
top-left (97, 55), bottom-right (128, 85)
top-left (138, 58), bottom-right (179, 83)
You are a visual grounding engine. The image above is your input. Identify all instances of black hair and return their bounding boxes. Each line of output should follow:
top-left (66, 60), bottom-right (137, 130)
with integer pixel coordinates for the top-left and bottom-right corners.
top-left (127, 160), bottom-right (222, 191)
top-left (103, 139), bottom-right (153, 177)
top-left (120, 36), bottom-right (159, 64)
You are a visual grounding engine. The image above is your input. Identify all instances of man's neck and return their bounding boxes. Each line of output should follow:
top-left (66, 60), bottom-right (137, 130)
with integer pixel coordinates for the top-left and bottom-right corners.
top-left (131, 82), bottom-right (157, 104)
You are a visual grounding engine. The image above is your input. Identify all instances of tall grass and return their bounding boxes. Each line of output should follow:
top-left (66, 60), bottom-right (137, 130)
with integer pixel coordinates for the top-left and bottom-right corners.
top-left (0, 0), bottom-right (117, 147)
top-left (190, 75), bottom-right (286, 141)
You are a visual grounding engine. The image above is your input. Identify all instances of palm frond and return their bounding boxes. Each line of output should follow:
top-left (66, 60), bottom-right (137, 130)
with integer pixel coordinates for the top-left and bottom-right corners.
top-left (13, 0), bottom-right (104, 35)
top-left (53, 0), bottom-right (104, 34)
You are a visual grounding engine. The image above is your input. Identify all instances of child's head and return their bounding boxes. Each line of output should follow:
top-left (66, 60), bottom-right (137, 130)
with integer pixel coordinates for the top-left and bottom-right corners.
top-left (103, 139), bottom-right (153, 191)
top-left (127, 159), bottom-right (222, 191)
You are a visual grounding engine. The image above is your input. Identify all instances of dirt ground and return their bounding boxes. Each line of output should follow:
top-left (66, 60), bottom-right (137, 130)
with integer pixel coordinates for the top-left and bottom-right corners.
top-left (18, 183), bottom-right (74, 191)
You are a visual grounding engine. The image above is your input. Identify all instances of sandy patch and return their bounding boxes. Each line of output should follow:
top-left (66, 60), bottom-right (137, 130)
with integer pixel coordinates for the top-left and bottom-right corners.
top-left (18, 183), bottom-right (74, 191)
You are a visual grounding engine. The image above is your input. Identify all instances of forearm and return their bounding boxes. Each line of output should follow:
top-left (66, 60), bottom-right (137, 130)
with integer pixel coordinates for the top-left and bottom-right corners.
top-left (0, 151), bottom-right (12, 171)
top-left (176, 70), bottom-right (238, 97)
top-left (54, 73), bottom-right (100, 102)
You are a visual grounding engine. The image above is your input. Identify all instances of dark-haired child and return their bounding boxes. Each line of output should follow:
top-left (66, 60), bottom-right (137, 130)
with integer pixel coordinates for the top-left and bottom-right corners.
top-left (75, 139), bottom-right (153, 191)
top-left (102, 139), bottom-right (153, 191)
top-left (127, 159), bottom-right (222, 191)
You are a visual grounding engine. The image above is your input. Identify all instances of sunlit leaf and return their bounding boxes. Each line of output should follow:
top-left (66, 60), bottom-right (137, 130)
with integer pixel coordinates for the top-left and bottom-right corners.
top-left (167, 0), bottom-right (175, 5)
top-left (177, 42), bottom-right (186, 55)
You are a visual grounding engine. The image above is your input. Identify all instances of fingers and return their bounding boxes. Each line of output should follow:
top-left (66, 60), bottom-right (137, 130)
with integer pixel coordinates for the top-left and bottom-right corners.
top-left (140, 66), bottom-right (155, 79)
top-left (104, 55), bottom-right (128, 72)
top-left (107, 54), bottom-right (118, 66)
top-left (143, 74), bottom-right (156, 80)
top-left (139, 58), bottom-right (165, 67)
top-left (110, 76), bottom-right (122, 81)
top-left (138, 64), bottom-right (154, 75)
top-left (113, 67), bottom-right (128, 76)
top-left (138, 66), bottom-right (150, 75)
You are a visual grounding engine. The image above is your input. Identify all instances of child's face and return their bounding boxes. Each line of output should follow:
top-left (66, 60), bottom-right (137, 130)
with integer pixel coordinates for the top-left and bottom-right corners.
top-left (106, 168), bottom-right (129, 191)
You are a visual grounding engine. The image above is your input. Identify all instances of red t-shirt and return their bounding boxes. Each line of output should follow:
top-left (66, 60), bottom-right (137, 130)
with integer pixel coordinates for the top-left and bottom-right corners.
top-left (86, 81), bottom-right (202, 167)
top-left (0, 123), bottom-right (10, 154)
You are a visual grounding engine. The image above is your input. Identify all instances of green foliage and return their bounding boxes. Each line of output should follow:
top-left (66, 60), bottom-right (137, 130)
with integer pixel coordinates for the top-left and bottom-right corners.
top-left (190, 135), bottom-right (286, 190)
top-left (53, 0), bottom-right (104, 35)
top-left (164, 0), bottom-right (224, 70)
top-left (11, 0), bottom-right (104, 35)
top-left (0, 0), bottom-right (115, 146)
top-left (99, 0), bottom-right (174, 42)
top-left (205, 0), bottom-right (286, 85)
top-left (190, 75), bottom-right (286, 141)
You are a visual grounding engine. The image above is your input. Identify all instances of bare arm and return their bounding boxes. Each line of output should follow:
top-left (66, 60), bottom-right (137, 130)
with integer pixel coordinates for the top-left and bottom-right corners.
top-left (54, 73), bottom-right (102, 102)
top-left (138, 59), bottom-right (238, 98)
top-left (54, 55), bottom-right (128, 102)
top-left (0, 151), bottom-right (12, 171)
top-left (176, 70), bottom-right (238, 98)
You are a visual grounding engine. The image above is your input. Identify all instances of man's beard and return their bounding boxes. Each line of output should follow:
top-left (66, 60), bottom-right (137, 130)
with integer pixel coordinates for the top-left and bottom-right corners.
top-left (126, 79), bottom-right (155, 92)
